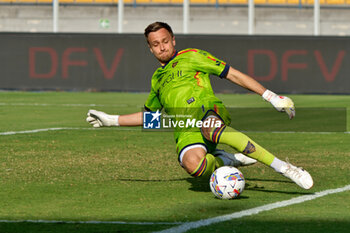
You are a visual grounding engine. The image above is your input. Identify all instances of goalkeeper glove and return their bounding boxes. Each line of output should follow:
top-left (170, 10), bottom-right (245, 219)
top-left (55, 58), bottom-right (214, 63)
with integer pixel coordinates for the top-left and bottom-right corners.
top-left (262, 90), bottom-right (295, 120)
top-left (86, 109), bottom-right (120, 127)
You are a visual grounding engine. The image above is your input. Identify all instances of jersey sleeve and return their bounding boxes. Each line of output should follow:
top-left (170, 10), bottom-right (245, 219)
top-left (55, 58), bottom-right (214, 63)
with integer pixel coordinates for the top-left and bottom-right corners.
top-left (188, 49), bottom-right (230, 79)
top-left (144, 87), bottom-right (162, 112)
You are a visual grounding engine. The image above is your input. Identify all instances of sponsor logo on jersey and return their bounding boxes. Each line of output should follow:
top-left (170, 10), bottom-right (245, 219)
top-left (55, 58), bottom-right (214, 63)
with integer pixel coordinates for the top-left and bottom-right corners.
top-left (172, 61), bottom-right (178, 68)
top-left (187, 97), bottom-right (195, 104)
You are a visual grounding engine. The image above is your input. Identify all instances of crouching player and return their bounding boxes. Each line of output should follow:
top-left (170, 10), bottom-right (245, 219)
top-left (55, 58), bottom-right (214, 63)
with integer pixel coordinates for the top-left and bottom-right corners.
top-left (86, 22), bottom-right (313, 190)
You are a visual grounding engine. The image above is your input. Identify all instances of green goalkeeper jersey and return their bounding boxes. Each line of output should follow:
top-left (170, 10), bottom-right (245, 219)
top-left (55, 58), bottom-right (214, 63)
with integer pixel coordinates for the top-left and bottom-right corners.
top-left (144, 48), bottom-right (230, 120)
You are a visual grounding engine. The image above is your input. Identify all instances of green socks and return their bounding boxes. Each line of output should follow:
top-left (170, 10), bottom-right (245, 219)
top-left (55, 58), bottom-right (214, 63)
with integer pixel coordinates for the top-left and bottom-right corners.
top-left (210, 125), bottom-right (275, 166)
top-left (190, 153), bottom-right (223, 178)
top-left (191, 125), bottom-right (278, 178)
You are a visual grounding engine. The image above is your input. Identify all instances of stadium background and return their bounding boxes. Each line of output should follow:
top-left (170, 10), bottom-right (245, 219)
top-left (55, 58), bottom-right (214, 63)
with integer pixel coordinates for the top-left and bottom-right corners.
top-left (0, 0), bottom-right (350, 94)
top-left (1, 2), bottom-right (350, 233)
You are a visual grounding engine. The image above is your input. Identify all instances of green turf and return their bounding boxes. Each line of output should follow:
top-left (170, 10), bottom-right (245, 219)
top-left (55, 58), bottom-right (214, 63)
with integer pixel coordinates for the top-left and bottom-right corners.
top-left (0, 91), bottom-right (349, 233)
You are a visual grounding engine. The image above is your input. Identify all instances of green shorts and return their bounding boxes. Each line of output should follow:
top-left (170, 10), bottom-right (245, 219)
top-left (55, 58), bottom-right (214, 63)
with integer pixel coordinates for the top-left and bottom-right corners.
top-left (174, 101), bottom-right (231, 165)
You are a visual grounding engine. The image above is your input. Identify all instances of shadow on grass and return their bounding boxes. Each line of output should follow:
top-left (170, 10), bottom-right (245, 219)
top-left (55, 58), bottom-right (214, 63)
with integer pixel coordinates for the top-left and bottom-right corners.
top-left (189, 219), bottom-right (350, 233)
top-left (117, 176), bottom-right (313, 195)
top-left (2, 218), bottom-right (349, 233)
top-left (185, 177), bottom-right (313, 195)
top-left (246, 177), bottom-right (294, 184)
top-left (0, 222), bottom-right (171, 233)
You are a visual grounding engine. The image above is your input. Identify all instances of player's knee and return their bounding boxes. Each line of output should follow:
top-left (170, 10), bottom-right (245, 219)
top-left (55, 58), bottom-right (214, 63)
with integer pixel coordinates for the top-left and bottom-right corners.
top-left (184, 158), bottom-right (201, 175)
top-left (181, 148), bottom-right (206, 174)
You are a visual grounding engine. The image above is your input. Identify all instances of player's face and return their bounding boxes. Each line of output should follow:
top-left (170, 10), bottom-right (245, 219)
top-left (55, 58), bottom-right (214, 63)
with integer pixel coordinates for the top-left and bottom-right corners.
top-left (147, 28), bottom-right (176, 65)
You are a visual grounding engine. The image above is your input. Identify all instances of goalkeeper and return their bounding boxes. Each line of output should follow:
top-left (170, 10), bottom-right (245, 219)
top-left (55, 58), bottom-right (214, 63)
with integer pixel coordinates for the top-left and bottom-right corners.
top-left (87, 22), bottom-right (313, 190)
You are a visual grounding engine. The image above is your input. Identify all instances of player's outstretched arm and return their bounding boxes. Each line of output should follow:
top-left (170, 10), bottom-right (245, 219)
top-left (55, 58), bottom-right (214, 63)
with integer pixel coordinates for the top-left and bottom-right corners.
top-left (225, 67), bottom-right (295, 119)
top-left (86, 110), bottom-right (143, 127)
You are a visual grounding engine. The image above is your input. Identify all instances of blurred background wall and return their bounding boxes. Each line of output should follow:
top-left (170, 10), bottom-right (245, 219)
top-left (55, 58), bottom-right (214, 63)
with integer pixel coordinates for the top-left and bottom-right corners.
top-left (0, 1), bottom-right (349, 93)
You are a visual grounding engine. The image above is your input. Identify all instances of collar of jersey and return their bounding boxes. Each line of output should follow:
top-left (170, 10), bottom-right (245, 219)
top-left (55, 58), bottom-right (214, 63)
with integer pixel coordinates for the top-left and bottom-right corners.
top-left (161, 50), bottom-right (178, 68)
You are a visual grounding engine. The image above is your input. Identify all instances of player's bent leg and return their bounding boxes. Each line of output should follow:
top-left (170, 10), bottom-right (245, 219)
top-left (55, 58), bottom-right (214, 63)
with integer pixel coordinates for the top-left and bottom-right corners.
top-left (201, 116), bottom-right (313, 189)
top-left (201, 116), bottom-right (256, 167)
top-left (181, 147), bottom-right (206, 174)
top-left (201, 116), bottom-right (274, 166)
top-left (181, 147), bottom-right (220, 178)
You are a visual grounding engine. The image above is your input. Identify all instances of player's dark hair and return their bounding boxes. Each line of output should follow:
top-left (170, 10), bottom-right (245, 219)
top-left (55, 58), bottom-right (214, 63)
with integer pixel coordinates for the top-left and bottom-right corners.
top-left (144, 22), bottom-right (174, 42)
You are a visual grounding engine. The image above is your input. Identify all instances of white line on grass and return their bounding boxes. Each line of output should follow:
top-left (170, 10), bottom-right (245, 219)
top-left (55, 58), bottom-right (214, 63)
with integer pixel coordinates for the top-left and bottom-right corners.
top-left (0, 219), bottom-right (181, 225)
top-left (154, 184), bottom-right (350, 233)
top-left (0, 127), bottom-right (77, 135)
top-left (0, 185), bottom-right (349, 228)
top-left (0, 127), bottom-right (141, 136)
top-left (0, 127), bottom-right (349, 228)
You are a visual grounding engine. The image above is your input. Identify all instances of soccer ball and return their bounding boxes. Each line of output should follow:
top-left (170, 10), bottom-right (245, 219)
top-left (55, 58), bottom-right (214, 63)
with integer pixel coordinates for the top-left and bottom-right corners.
top-left (209, 166), bottom-right (245, 199)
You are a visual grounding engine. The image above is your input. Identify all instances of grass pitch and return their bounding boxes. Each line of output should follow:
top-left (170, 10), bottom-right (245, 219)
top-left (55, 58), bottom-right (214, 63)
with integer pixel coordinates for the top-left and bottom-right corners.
top-left (0, 91), bottom-right (349, 233)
